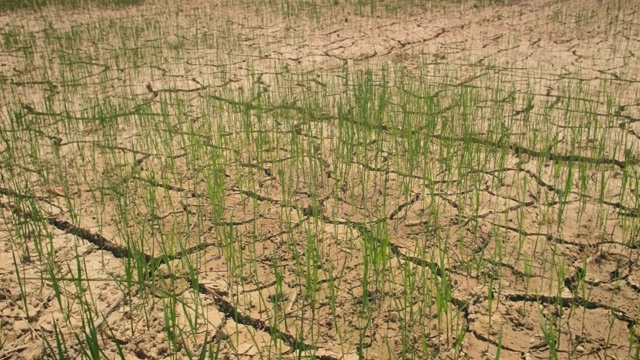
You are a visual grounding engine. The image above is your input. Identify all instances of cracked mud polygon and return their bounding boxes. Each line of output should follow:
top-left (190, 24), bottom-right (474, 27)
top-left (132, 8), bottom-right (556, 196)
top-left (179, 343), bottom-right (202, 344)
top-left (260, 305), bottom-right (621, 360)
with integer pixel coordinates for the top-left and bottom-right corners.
top-left (1, 0), bottom-right (640, 359)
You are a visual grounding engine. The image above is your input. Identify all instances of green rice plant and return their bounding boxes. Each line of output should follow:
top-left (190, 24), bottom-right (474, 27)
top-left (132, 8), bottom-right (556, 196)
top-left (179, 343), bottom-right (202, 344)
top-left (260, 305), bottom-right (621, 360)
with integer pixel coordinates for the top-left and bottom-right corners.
top-left (1, 0), bottom-right (639, 358)
top-left (43, 321), bottom-right (71, 359)
top-left (1, 0), bottom-right (146, 12)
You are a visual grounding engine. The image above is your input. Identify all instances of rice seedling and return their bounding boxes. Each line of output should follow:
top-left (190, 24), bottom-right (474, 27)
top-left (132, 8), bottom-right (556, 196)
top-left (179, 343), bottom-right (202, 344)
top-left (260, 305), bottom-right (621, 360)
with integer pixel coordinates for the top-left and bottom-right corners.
top-left (1, 0), bottom-right (639, 359)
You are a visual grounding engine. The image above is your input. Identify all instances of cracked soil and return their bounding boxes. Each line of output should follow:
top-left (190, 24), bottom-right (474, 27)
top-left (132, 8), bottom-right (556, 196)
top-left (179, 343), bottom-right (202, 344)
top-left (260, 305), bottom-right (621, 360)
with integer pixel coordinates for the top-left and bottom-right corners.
top-left (1, 0), bottom-right (640, 359)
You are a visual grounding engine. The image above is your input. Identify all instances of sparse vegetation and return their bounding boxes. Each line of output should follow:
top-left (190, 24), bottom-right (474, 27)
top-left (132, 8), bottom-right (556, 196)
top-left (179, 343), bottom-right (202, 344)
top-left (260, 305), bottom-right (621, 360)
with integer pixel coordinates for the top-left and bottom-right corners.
top-left (1, 0), bottom-right (639, 359)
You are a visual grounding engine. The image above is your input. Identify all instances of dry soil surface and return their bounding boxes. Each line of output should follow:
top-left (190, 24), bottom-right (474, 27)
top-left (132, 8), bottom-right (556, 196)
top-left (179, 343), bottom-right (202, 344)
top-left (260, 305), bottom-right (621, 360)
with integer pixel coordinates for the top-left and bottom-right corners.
top-left (1, 0), bottom-right (640, 359)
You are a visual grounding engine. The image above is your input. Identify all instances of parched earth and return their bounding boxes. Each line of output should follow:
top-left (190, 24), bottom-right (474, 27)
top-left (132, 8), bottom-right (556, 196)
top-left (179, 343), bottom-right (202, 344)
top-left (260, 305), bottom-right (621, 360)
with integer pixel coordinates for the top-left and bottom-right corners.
top-left (1, 0), bottom-right (640, 359)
